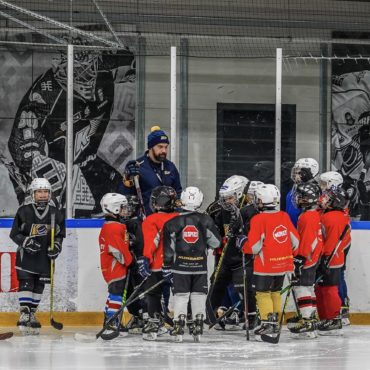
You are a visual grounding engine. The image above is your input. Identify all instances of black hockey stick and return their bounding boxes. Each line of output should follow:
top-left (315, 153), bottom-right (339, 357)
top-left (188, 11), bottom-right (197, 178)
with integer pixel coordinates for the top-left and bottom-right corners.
top-left (242, 253), bottom-right (250, 341)
top-left (208, 300), bottom-right (240, 330)
top-left (0, 332), bottom-right (13, 340)
top-left (261, 281), bottom-right (293, 344)
top-left (315, 224), bottom-right (350, 284)
top-left (206, 235), bottom-right (234, 325)
top-left (49, 212), bottom-right (63, 330)
top-left (134, 175), bottom-right (146, 220)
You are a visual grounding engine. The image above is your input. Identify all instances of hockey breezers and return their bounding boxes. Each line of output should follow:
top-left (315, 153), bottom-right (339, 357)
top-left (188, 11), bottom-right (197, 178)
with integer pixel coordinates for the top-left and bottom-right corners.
top-left (49, 212), bottom-right (63, 330)
top-left (261, 281), bottom-right (293, 344)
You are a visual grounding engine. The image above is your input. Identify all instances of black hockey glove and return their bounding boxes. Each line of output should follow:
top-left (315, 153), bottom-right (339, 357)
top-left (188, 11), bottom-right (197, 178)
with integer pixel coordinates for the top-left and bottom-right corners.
top-left (292, 255), bottom-right (306, 283)
top-left (23, 238), bottom-right (42, 255)
top-left (137, 256), bottom-right (151, 278)
top-left (124, 160), bottom-right (140, 179)
top-left (228, 208), bottom-right (243, 235)
top-left (317, 256), bottom-right (330, 277)
top-left (162, 266), bottom-right (173, 285)
top-left (48, 241), bottom-right (62, 260)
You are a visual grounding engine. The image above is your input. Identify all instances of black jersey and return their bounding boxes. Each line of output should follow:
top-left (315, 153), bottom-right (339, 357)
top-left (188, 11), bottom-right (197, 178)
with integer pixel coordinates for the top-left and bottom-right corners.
top-left (163, 211), bottom-right (221, 274)
top-left (10, 203), bottom-right (65, 277)
top-left (209, 203), bottom-right (258, 267)
top-left (125, 217), bottom-right (144, 258)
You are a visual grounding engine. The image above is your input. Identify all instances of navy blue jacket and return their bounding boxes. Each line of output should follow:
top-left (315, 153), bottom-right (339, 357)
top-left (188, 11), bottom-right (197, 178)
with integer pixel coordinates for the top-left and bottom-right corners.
top-left (285, 188), bottom-right (301, 227)
top-left (118, 151), bottom-right (182, 215)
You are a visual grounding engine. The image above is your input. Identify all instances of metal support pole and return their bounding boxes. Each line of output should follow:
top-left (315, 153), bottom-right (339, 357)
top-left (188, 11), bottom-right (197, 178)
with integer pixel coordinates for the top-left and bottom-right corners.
top-left (66, 44), bottom-right (74, 219)
top-left (136, 37), bottom-right (146, 156)
top-left (275, 48), bottom-right (282, 190)
top-left (170, 46), bottom-right (177, 164)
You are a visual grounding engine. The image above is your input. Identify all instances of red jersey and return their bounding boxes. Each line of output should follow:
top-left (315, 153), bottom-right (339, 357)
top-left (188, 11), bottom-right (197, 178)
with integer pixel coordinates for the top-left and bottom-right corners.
top-left (99, 220), bottom-right (133, 284)
top-left (142, 211), bottom-right (179, 271)
top-left (321, 210), bottom-right (351, 269)
top-left (297, 209), bottom-right (323, 269)
top-left (243, 211), bottom-right (299, 276)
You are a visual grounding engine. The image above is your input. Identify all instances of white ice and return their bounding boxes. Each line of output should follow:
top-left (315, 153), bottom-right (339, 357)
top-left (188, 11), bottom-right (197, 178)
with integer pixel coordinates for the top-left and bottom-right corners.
top-left (1, 326), bottom-right (370, 370)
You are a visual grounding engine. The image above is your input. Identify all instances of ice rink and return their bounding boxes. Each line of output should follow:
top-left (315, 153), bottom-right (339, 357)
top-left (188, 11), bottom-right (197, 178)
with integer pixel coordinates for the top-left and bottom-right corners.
top-left (1, 325), bottom-right (370, 370)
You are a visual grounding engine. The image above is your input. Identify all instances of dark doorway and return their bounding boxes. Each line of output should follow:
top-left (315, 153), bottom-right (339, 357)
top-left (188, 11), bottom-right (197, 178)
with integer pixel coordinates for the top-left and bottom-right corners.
top-left (217, 103), bottom-right (296, 209)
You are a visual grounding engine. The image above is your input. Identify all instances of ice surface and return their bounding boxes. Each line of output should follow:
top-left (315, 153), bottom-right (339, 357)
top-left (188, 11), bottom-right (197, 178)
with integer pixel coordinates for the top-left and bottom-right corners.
top-left (1, 326), bottom-right (370, 370)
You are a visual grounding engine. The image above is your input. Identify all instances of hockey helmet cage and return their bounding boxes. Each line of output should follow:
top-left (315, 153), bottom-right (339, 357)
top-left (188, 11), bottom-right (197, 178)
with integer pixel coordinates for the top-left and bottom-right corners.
top-left (319, 186), bottom-right (348, 211)
top-left (100, 193), bottom-right (128, 215)
top-left (219, 175), bottom-right (249, 210)
top-left (291, 158), bottom-right (319, 184)
top-left (29, 178), bottom-right (52, 204)
top-left (181, 186), bottom-right (204, 211)
top-left (150, 186), bottom-right (177, 212)
top-left (319, 171), bottom-right (343, 191)
top-left (254, 184), bottom-right (280, 209)
top-left (293, 182), bottom-right (321, 210)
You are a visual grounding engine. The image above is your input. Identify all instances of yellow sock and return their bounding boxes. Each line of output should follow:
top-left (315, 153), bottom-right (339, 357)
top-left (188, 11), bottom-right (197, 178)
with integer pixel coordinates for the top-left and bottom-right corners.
top-left (271, 291), bottom-right (282, 320)
top-left (256, 291), bottom-right (273, 321)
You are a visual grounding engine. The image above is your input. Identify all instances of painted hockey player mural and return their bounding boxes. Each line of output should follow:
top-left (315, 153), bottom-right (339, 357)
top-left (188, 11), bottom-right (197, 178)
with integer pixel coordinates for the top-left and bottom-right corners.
top-left (4, 40), bottom-right (135, 217)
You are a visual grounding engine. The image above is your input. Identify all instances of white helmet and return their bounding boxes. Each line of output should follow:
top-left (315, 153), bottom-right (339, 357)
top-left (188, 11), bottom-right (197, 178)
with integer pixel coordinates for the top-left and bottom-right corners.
top-left (291, 158), bottom-right (319, 184)
top-left (219, 175), bottom-right (249, 210)
top-left (254, 184), bottom-right (280, 209)
top-left (181, 186), bottom-right (204, 211)
top-left (100, 193), bottom-right (128, 215)
top-left (246, 181), bottom-right (264, 205)
top-left (319, 171), bottom-right (343, 191)
top-left (29, 178), bottom-right (52, 204)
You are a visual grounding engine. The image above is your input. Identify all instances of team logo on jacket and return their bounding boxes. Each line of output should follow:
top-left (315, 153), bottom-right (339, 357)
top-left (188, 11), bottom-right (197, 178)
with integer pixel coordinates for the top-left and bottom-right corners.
top-left (273, 225), bottom-right (288, 244)
top-left (182, 225), bottom-right (199, 244)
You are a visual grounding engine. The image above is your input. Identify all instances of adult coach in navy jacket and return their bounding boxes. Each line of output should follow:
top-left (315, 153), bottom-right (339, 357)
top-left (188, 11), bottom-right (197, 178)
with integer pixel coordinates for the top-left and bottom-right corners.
top-left (118, 126), bottom-right (182, 215)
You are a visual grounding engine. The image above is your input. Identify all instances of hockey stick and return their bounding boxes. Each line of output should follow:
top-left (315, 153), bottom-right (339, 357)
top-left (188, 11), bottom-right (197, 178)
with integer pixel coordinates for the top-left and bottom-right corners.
top-left (100, 269), bottom-right (131, 340)
top-left (261, 280), bottom-right (293, 344)
top-left (74, 277), bottom-right (162, 342)
top-left (242, 253), bottom-right (250, 341)
top-left (208, 300), bottom-right (240, 330)
top-left (0, 332), bottom-right (13, 340)
top-left (134, 175), bottom-right (146, 220)
top-left (315, 224), bottom-right (350, 284)
top-left (206, 235), bottom-right (234, 325)
top-left (49, 212), bottom-right (63, 330)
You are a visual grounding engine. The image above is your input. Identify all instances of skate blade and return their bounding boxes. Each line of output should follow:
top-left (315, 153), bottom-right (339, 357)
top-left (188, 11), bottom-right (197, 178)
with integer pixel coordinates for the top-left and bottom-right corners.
top-left (193, 334), bottom-right (201, 343)
top-left (128, 328), bottom-right (143, 334)
top-left (142, 332), bottom-right (157, 341)
top-left (318, 329), bottom-right (343, 336)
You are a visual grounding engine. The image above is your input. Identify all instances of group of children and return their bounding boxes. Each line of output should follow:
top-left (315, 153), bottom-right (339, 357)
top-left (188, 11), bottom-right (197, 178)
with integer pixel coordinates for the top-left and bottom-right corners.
top-left (9, 156), bottom-right (351, 343)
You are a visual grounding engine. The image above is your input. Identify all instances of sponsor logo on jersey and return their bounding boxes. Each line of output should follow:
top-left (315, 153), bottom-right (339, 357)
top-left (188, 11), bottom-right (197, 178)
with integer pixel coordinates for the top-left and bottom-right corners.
top-left (273, 225), bottom-right (288, 244)
top-left (182, 225), bottom-right (199, 244)
top-left (30, 223), bottom-right (49, 236)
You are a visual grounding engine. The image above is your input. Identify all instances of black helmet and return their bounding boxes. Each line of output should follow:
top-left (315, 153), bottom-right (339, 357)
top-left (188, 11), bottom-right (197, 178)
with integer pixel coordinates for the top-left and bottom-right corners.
top-left (319, 186), bottom-right (348, 211)
top-left (125, 195), bottom-right (141, 218)
top-left (150, 186), bottom-right (177, 212)
top-left (293, 182), bottom-right (321, 210)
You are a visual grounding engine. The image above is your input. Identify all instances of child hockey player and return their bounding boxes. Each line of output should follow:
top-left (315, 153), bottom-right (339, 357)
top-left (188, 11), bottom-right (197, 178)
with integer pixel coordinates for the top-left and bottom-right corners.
top-left (99, 193), bottom-right (133, 336)
top-left (10, 178), bottom-right (65, 335)
top-left (287, 182), bottom-right (323, 339)
top-left (319, 171), bottom-right (351, 326)
top-left (240, 184), bottom-right (299, 341)
top-left (316, 186), bottom-right (351, 335)
top-left (286, 158), bottom-right (320, 226)
top-left (163, 186), bottom-right (221, 342)
top-left (137, 186), bottom-right (179, 340)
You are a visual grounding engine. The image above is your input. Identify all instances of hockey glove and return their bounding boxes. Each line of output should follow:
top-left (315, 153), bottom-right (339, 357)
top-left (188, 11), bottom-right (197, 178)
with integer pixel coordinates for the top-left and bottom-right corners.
top-left (137, 256), bottom-right (151, 278)
top-left (162, 266), bottom-right (173, 285)
top-left (317, 256), bottom-right (330, 277)
top-left (48, 241), bottom-right (62, 260)
top-left (292, 255), bottom-right (306, 283)
top-left (228, 209), bottom-right (243, 235)
top-left (23, 238), bottom-right (42, 255)
top-left (124, 160), bottom-right (140, 179)
top-left (235, 234), bottom-right (247, 251)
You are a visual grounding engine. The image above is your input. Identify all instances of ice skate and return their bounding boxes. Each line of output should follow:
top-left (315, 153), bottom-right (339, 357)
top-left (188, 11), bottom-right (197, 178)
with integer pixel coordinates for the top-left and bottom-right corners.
top-left (213, 306), bottom-right (227, 331)
top-left (341, 306), bottom-right (350, 326)
top-left (100, 315), bottom-right (120, 340)
top-left (127, 313), bottom-right (146, 334)
top-left (225, 309), bottom-right (241, 331)
top-left (142, 317), bottom-right (160, 341)
top-left (286, 314), bottom-right (302, 330)
top-left (192, 314), bottom-right (204, 342)
top-left (29, 311), bottom-right (41, 336)
top-left (242, 313), bottom-right (260, 333)
top-left (254, 313), bottom-right (279, 341)
top-left (169, 315), bottom-right (185, 343)
top-left (289, 317), bottom-right (317, 339)
top-left (17, 307), bottom-right (32, 336)
top-left (317, 317), bottom-right (343, 336)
